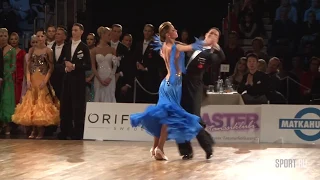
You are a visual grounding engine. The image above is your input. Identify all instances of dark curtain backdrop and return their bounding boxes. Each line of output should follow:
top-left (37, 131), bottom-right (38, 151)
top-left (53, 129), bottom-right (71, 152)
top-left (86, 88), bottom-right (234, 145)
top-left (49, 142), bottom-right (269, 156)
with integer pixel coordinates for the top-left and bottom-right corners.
top-left (83, 0), bottom-right (230, 43)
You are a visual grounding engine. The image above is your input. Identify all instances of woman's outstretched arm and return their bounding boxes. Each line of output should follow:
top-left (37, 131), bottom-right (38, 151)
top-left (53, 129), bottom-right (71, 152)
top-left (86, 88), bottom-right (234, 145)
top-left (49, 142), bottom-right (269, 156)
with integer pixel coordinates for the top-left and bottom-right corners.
top-left (176, 38), bottom-right (207, 52)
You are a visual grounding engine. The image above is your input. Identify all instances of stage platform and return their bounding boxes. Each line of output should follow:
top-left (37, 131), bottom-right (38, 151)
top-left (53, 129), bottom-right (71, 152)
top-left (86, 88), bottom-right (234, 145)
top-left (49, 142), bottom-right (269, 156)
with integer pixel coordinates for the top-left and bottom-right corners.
top-left (0, 140), bottom-right (318, 180)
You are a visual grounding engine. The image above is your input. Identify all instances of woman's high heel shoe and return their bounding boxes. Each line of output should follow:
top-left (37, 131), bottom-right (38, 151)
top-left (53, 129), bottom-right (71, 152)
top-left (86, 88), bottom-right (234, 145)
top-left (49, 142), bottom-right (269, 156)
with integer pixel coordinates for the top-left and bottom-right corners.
top-left (28, 131), bottom-right (35, 139)
top-left (150, 148), bottom-right (155, 158)
top-left (155, 147), bottom-right (168, 161)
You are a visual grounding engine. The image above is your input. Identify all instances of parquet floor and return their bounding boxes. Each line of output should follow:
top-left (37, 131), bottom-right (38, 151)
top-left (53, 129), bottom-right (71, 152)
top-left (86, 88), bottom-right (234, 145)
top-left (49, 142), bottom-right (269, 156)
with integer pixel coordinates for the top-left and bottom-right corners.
top-left (0, 140), bottom-right (319, 180)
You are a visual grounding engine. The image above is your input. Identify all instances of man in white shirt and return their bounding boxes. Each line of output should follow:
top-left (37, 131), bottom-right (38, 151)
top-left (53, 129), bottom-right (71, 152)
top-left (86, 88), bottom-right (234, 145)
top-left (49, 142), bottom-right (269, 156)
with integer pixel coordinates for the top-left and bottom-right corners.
top-left (50, 26), bottom-right (67, 99)
top-left (59, 23), bottom-right (91, 140)
top-left (133, 24), bottom-right (164, 103)
top-left (46, 25), bottom-right (56, 49)
top-left (110, 24), bottom-right (131, 102)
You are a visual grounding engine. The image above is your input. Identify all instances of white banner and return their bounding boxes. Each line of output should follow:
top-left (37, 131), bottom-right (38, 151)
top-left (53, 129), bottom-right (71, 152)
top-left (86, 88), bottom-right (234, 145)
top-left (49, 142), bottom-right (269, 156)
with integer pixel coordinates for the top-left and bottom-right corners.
top-left (260, 105), bottom-right (320, 144)
top-left (201, 105), bottom-right (261, 143)
top-left (84, 102), bottom-right (153, 141)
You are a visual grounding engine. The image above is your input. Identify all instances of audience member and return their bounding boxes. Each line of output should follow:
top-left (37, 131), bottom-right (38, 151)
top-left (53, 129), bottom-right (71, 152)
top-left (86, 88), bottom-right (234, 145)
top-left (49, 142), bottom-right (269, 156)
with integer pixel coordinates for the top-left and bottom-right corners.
top-left (258, 59), bottom-right (267, 72)
top-left (303, 0), bottom-right (320, 22)
top-left (223, 31), bottom-right (245, 75)
top-left (238, 53), bottom-right (270, 104)
top-left (268, 7), bottom-right (297, 57)
top-left (231, 57), bottom-right (248, 89)
top-left (275, 0), bottom-right (298, 23)
top-left (246, 37), bottom-right (269, 61)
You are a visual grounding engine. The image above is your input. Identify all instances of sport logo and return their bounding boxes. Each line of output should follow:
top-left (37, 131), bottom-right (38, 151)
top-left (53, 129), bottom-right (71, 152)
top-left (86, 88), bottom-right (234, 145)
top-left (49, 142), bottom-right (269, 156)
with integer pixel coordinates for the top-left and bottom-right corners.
top-left (279, 107), bottom-right (320, 141)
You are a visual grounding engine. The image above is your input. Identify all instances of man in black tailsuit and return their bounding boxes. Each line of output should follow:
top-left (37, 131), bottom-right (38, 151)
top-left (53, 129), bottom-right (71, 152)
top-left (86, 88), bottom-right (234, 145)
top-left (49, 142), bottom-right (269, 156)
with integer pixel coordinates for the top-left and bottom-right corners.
top-left (134, 24), bottom-right (164, 103)
top-left (45, 26), bottom-right (67, 136)
top-left (59, 23), bottom-right (91, 140)
top-left (50, 26), bottom-right (67, 100)
top-left (178, 28), bottom-right (225, 160)
top-left (108, 24), bottom-right (131, 102)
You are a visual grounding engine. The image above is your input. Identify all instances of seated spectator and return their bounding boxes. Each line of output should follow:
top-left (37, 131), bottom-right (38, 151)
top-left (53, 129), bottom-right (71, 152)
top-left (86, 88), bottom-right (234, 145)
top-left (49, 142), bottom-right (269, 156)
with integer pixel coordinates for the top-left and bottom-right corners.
top-left (266, 57), bottom-right (282, 92)
top-left (223, 31), bottom-right (244, 75)
top-left (258, 59), bottom-right (267, 72)
top-left (300, 57), bottom-right (320, 98)
top-left (268, 7), bottom-right (297, 57)
top-left (266, 57), bottom-right (288, 104)
top-left (238, 0), bottom-right (265, 35)
top-left (246, 37), bottom-right (269, 61)
top-left (290, 55), bottom-right (305, 80)
top-left (179, 29), bottom-right (192, 44)
top-left (238, 53), bottom-right (270, 104)
top-left (178, 29), bottom-right (194, 59)
top-left (303, 0), bottom-right (320, 22)
top-left (223, 5), bottom-right (240, 34)
top-left (299, 43), bottom-right (317, 68)
top-left (230, 57), bottom-right (248, 88)
top-left (239, 12), bottom-right (259, 38)
top-left (275, 0), bottom-right (298, 23)
top-left (277, 59), bottom-right (289, 79)
top-left (301, 11), bottom-right (320, 44)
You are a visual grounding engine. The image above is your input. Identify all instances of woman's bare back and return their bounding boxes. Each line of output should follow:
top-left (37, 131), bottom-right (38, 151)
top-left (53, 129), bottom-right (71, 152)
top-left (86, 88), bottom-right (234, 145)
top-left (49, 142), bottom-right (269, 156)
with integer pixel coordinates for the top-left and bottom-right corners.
top-left (162, 43), bottom-right (181, 80)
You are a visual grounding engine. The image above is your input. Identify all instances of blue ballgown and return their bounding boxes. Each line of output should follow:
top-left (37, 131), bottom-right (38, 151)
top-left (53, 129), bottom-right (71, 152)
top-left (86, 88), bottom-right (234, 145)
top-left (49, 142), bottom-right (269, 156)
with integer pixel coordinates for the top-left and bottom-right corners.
top-left (130, 37), bottom-right (203, 143)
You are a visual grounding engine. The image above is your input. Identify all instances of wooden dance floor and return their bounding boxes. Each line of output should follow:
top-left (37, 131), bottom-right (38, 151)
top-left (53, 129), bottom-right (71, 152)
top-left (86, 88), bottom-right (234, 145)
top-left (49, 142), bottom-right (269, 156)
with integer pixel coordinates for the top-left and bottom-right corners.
top-left (0, 140), bottom-right (319, 180)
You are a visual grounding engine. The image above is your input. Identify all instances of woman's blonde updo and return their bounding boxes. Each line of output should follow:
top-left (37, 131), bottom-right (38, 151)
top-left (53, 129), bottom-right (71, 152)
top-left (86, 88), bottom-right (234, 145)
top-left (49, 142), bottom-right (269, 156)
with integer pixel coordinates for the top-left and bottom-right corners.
top-left (159, 21), bottom-right (172, 42)
top-left (97, 26), bottom-right (111, 38)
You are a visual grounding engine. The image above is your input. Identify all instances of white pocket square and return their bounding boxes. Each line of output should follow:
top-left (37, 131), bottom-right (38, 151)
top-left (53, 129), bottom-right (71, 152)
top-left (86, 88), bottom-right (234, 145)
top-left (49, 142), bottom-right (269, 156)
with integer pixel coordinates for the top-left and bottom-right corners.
top-left (257, 81), bottom-right (261, 84)
top-left (78, 50), bottom-right (83, 54)
top-left (77, 54), bottom-right (84, 58)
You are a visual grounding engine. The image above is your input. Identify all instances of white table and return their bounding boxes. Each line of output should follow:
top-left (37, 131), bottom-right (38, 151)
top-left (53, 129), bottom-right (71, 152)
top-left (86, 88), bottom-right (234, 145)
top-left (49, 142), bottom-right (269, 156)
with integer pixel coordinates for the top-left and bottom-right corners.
top-left (202, 92), bottom-right (245, 105)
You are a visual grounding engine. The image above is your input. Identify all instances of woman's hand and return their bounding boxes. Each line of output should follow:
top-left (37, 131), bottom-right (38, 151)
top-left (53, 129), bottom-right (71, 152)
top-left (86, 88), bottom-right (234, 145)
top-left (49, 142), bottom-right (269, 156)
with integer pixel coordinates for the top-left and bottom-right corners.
top-left (104, 77), bottom-right (112, 86)
top-left (39, 80), bottom-right (47, 89)
top-left (86, 77), bottom-right (92, 83)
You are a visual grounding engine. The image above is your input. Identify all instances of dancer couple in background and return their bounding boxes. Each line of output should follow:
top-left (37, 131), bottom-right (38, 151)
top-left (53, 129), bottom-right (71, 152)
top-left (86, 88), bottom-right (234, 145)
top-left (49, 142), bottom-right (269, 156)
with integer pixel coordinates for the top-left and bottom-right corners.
top-left (130, 21), bottom-right (224, 160)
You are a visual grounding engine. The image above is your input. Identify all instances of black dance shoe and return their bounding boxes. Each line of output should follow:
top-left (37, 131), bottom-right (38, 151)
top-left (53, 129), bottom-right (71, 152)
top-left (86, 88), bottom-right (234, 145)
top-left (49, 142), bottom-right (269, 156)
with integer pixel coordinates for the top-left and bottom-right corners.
top-left (206, 152), bottom-right (213, 160)
top-left (182, 153), bottom-right (193, 160)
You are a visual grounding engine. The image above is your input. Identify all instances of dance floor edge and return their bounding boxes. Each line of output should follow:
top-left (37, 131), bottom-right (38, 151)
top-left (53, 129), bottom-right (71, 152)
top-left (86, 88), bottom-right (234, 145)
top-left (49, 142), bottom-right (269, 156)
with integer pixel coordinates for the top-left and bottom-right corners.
top-left (0, 140), bottom-right (319, 180)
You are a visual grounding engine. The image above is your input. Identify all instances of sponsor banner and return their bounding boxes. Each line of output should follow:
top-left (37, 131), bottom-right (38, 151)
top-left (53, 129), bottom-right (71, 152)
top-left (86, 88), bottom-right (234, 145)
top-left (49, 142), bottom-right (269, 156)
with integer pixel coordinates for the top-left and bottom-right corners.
top-left (201, 105), bottom-right (261, 143)
top-left (260, 105), bottom-right (320, 144)
top-left (84, 102), bottom-right (153, 141)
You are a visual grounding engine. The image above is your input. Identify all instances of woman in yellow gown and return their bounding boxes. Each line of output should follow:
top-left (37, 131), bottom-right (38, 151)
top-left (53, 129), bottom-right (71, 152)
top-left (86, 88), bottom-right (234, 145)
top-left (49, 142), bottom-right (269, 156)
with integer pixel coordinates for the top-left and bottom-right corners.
top-left (12, 29), bottom-right (60, 139)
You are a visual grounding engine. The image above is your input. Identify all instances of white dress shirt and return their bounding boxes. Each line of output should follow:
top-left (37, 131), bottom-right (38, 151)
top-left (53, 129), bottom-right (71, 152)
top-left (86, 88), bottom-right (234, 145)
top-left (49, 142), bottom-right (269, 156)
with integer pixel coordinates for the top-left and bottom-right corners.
top-left (55, 43), bottom-right (64, 61)
top-left (47, 41), bottom-right (55, 49)
top-left (71, 39), bottom-right (81, 59)
top-left (110, 40), bottom-right (119, 50)
top-left (142, 40), bottom-right (150, 55)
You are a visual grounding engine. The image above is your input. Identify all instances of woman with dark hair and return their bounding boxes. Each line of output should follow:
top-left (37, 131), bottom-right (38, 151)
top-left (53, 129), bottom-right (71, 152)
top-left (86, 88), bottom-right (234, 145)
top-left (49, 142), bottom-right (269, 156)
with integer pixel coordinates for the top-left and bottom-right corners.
top-left (130, 21), bottom-right (211, 160)
top-left (12, 29), bottom-right (59, 139)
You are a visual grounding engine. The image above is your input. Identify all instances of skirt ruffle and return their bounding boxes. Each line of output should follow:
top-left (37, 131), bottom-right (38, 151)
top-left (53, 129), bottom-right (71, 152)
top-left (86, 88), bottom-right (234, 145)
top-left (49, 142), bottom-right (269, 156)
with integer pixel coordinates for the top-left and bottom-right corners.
top-left (12, 87), bottom-right (60, 127)
top-left (130, 103), bottom-right (202, 143)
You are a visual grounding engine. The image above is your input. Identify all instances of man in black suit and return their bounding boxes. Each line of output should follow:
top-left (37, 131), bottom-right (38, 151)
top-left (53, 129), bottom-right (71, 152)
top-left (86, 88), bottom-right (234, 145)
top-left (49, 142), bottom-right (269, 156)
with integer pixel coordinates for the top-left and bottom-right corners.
top-left (178, 28), bottom-right (225, 160)
top-left (50, 26), bottom-right (67, 100)
top-left (109, 24), bottom-right (131, 103)
top-left (0, 48), bottom-right (3, 91)
top-left (59, 23), bottom-right (91, 140)
top-left (45, 26), bottom-right (67, 137)
top-left (133, 24), bottom-right (164, 103)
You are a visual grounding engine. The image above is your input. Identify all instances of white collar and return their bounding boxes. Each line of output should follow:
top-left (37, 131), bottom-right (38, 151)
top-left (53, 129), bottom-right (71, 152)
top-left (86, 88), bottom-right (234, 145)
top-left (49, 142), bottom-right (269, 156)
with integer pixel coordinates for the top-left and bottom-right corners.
top-left (143, 39), bottom-right (151, 44)
top-left (72, 39), bottom-right (81, 44)
top-left (47, 40), bottom-right (55, 45)
top-left (56, 43), bottom-right (64, 47)
top-left (111, 40), bottom-right (119, 44)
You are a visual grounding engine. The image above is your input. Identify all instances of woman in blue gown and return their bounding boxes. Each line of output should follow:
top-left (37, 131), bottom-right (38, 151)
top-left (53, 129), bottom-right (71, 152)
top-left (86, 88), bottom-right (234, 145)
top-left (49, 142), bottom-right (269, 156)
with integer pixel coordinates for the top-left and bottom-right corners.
top-left (130, 22), bottom-right (211, 160)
